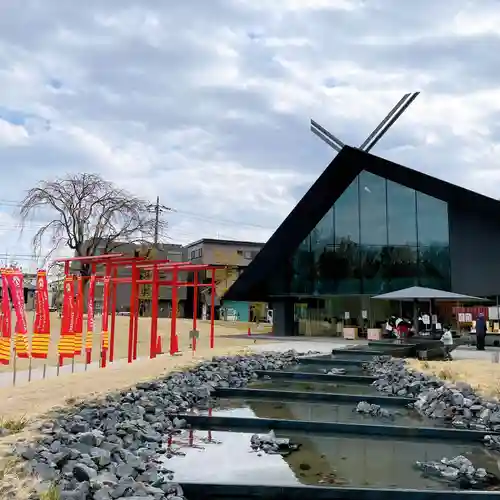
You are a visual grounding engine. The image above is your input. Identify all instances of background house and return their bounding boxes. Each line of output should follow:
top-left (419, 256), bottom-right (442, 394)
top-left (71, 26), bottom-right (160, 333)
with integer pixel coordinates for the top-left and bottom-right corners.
top-left (183, 238), bottom-right (267, 322)
top-left (71, 241), bottom-right (187, 317)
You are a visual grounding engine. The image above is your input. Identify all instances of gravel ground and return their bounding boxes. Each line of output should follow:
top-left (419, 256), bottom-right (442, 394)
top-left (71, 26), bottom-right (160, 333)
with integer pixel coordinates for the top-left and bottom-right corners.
top-left (3, 351), bottom-right (299, 500)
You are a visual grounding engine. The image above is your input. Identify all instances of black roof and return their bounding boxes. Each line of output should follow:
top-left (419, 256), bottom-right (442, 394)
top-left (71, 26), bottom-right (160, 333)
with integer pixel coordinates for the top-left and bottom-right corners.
top-left (225, 145), bottom-right (500, 301)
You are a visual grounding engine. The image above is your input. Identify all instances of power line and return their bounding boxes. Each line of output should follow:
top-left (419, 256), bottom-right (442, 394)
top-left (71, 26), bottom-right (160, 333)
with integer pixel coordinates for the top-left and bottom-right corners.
top-left (0, 200), bottom-right (277, 231)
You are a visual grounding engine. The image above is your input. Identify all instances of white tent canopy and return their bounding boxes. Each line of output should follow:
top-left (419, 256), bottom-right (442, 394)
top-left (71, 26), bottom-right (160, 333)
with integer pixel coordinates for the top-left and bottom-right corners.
top-left (371, 286), bottom-right (488, 302)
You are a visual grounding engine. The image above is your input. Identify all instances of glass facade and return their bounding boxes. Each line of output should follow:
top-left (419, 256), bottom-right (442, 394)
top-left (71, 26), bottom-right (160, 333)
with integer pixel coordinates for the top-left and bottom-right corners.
top-left (286, 171), bottom-right (450, 296)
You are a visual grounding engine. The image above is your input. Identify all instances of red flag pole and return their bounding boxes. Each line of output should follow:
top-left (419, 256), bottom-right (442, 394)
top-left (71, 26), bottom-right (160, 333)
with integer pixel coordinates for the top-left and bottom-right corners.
top-left (109, 267), bottom-right (117, 362)
top-left (170, 267), bottom-right (179, 355)
top-left (128, 263), bottom-right (137, 363)
top-left (0, 270), bottom-right (12, 366)
top-left (100, 271), bottom-right (111, 368)
top-left (210, 270), bottom-right (215, 349)
top-left (58, 262), bottom-right (70, 370)
top-left (150, 265), bottom-right (159, 358)
top-left (192, 271), bottom-right (198, 354)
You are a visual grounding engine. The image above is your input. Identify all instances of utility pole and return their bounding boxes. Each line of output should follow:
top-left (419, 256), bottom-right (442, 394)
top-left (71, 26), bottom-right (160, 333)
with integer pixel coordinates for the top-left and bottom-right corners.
top-left (147, 196), bottom-right (172, 248)
top-left (154, 196), bottom-right (160, 245)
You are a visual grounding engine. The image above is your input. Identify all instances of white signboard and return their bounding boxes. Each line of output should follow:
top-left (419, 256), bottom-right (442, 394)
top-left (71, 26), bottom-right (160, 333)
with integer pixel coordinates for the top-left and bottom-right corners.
top-left (458, 313), bottom-right (465, 323)
top-left (344, 311), bottom-right (350, 320)
top-left (422, 314), bottom-right (430, 325)
top-left (361, 310), bottom-right (368, 319)
top-left (465, 313), bottom-right (473, 322)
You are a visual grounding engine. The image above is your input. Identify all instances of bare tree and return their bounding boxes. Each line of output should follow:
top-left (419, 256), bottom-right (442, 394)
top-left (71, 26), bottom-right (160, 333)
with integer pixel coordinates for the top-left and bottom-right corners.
top-left (20, 173), bottom-right (166, 275)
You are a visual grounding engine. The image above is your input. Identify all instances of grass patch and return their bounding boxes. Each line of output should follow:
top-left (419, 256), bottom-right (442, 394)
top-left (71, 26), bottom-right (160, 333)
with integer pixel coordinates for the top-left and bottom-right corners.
top-left (0, 416), bottom-right (28, 434)
top-left (407, 358), bottom-right (500, 399)
top-left (0, 458), bottom-right (17, 481)
top-left (438, 367), bottom-right (454, 380)
top-left (40, 483), bottom-right (60, 500)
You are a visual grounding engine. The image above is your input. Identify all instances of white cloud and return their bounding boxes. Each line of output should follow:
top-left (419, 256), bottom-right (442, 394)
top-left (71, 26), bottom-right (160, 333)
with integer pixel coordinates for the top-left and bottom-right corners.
top-left (0, 0), bottom-right (498, 266)
top-left (0, 119), bottom-right (28, 146)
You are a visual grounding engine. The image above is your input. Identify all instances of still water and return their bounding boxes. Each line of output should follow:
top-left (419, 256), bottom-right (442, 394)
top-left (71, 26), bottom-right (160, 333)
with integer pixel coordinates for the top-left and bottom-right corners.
top-left (249, 379), bottom-right (382, 396)
top-left (166, 407), bottom-right (499, 489)
top-left (204, 397), bottom-right (439, 428)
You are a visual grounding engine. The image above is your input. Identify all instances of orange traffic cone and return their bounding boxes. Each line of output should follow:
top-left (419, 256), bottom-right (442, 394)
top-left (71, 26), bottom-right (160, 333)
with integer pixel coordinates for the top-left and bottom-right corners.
top-left (247, 327), bottom-right (251, 337)
top-left (156, 336), bottom-right (163, 355)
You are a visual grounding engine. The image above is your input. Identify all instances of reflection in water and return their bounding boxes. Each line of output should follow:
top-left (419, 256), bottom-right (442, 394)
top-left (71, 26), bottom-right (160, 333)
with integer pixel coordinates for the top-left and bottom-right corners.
top-left (249, 379), bottom-right (383, 395)
top-left (178, 404), bottom-right (500, 489)
top-left (205, 397), bottom-right (441, 428)
top-left (288, 363), bottom-right (365, 374)
top-left (165, 418), bottom-right (500, 489)
top-left (163, 408), bottom-right (302, 486)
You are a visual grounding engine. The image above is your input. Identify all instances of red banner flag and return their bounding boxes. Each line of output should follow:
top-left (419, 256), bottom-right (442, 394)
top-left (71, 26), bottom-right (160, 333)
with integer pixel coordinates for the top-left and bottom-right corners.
top-left (0, 270), bottom-right (12, 364)
top-left (32, 270), bottom-right (51, 359)
top-left (4, 269), bottom-right (29, 358)
top-left (58, 276), bottom-right (75, 358)
top-left (73, 276), bottom-right (84, 356)
top-left (85, 275), bottom-right (96, 356)
top-left (101, 276), bottom-right (110, 352)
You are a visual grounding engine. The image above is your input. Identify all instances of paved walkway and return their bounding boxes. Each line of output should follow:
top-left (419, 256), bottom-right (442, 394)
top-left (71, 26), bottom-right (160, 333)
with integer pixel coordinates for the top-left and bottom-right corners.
top-left (451, 345), bottom-right (500, 361)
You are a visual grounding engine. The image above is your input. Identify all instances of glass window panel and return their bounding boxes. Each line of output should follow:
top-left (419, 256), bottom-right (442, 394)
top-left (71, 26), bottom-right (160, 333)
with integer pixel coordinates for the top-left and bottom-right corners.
top-left (387, 181), bottom-right (417, 246)
top-left (416, 192), bottom-right (449, 246)
top-left (332, 244), bottom-right (362, 294)
top-left (311, 207), bottom-right (335, 250)
top-left (290, 235), bottom-right (314, 294)
top-left (359, 172), bottom-right (387, 246)
top-left (360, 246), bottom-right (386, 295)
top-left (383, 245), bottom-right (419, 291)
top-left (315, 247), bottom-right (337, 293)
top-left (311, 208), bottom-right (334, 294)
top-left (418, 246), bottom-right (451, 290)
top-left (334, 177), bottom-right (359, 245)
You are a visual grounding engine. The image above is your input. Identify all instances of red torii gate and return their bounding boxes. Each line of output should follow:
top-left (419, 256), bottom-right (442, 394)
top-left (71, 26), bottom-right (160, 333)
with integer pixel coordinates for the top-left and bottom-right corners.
top-left (54, 253), bottom-right (220, 366)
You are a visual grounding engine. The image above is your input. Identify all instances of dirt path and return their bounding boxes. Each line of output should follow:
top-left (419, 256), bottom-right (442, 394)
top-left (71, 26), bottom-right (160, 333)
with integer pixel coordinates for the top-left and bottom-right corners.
top-left (0, 334), bottom-right (273, 420)
top-left (0, 314), bottom-right (271, 373)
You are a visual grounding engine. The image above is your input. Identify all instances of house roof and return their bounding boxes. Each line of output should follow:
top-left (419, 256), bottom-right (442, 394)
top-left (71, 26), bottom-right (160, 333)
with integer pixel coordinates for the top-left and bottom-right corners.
top-left (184, 238), bottom-right (265, 249)
top-left (225, 146), bottom-right (500, 302)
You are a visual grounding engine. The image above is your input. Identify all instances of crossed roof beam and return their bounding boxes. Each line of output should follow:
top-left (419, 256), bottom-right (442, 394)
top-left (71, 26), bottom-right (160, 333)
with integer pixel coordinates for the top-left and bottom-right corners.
top-left (311, 92), bottom-right (420, 154)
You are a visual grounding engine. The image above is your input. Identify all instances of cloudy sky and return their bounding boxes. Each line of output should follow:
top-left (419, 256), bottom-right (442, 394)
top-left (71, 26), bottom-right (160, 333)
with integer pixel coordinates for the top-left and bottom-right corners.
top-left (0, 0), bottom-right (499, 270)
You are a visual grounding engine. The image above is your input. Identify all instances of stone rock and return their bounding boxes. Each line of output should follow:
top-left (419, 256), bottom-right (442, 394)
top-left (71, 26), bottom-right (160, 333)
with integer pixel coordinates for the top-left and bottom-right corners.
top-left (250, 431), bottom-right (301, 455)
top-left (12, 351), bottom-right (299, 500)
top-left (326, 368), bottom-right (346, 375)
top-left (73, 463), bottom-right (98, 482)
top-left (415, 455), bottom-right (500, 489)
top-left (365, 356), bottom-right (500, 436)
top-left (355, 401), bottom-right (395, 419)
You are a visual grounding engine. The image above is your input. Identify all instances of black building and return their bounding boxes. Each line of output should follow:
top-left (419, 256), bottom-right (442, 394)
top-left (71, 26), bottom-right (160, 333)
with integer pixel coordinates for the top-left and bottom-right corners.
top-left (225, 146), bottom-right (500, 336)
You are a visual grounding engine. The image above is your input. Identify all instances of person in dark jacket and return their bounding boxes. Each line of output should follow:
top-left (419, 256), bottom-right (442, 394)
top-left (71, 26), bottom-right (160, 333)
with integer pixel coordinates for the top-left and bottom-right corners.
top-left (475, 313), bottom-right (487, 351)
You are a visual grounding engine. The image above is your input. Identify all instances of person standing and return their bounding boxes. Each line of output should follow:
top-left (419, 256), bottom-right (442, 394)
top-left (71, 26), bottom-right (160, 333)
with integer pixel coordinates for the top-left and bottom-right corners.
top-left (475, 312), bottom-right (487, 351)
top-left (440, 328), bottom-right (453, 360)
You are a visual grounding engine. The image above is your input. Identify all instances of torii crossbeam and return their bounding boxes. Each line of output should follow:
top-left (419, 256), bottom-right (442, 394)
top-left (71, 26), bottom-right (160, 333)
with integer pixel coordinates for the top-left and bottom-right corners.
top-left (311, 92), bottom-right (419, 154)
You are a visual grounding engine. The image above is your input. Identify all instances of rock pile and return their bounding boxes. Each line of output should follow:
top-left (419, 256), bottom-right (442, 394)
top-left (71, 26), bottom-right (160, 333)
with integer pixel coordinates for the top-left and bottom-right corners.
top-left (323, 368), bottom-right (346, 375)
top-left (250, 431), bottom-right (301, 456)
top-left (14, 351), bottom-right (299, 500)
top-left (365, 356), bottom-right (500, 432)
top-left (354, 401), bottom-right (395, 419)
top-left (484, 434), bottom-right (500, 451)
top-left (415, 455), bottom-right (499, 489)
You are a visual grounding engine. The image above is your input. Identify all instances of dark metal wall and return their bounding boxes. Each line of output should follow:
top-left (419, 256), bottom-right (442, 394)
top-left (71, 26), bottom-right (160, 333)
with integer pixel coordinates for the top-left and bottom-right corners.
top-left (449, 204), bottom-right (500, 297)
top-left (272, 299), bottom-right (295, 336)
